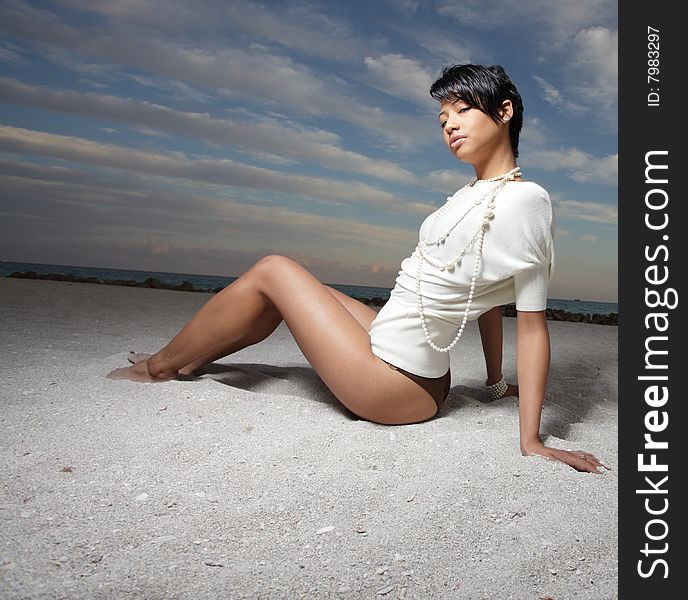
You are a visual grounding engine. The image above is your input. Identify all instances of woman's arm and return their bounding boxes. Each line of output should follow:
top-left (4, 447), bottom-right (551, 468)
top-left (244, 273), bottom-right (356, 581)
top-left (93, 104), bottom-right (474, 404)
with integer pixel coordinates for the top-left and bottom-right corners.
top-left (477, 306), bottom-right (518, 396)
top-left (516, 310), bottom-right (607, 473)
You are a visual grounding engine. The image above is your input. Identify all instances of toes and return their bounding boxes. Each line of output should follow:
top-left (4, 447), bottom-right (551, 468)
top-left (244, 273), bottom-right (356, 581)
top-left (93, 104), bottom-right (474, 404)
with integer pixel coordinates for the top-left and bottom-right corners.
top-left (127, 352), bottom-right (152, 365)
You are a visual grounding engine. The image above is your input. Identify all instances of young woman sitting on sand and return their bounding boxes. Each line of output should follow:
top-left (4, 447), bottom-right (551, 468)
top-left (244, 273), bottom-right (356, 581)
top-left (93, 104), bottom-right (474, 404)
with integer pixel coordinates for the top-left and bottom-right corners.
top-left (108, 64), bottom-right (605, 474)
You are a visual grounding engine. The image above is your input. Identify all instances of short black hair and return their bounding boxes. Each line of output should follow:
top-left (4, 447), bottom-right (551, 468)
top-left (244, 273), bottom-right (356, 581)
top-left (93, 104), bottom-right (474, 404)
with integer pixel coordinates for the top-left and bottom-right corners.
top-left (429, 64), bottom-right (524, 158)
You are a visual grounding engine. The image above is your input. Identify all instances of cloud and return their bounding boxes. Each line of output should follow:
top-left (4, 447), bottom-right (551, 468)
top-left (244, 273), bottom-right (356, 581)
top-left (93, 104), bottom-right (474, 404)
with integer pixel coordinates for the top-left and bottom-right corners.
top-left (0, 77), bottom-right (417, 183)
top-left (0, 42), bottom-right (28, 65)
top-left (127, 74), bottom-right (213, 103)
top-left (58, 0), bottom-right (374, 62)
top-left (0, 161), bottom-right (418, 278)
top-left (0, 5), bottom-right (431, 148)
top-left (421, 169), bottom-right (474, 194)
top-left (0, 125), bottom-right (433, 215)
top-left (532, 75), bottom-right (583, 114)
top-left (435, 0), bottom-right (616, 41)
top-left (362, 54), bottom-right (435, 106)
top-left (519, 117), bottom-right (553, 149)
top-left (0, 0), bottom-right (619, 296)
top-left (385, 0), bottom-right (420, 14)
top-left (531, 26), bottom-right (617, 129)
top-left (414, 37), bottom-right (473, 68)
top-left (133, 125), bottom-right (171, 139)
top-left (561, 26), bottom-right (618, 127)
top-left (552, 198), bottom-right (617, 224)
top-left (77, 78), bottom-right (109, 90)
top-left (432, 1), bottom-right (617, 127)
top-left (0, 157), bottom-right (101, 184)
top-left (147, 235), bottom-right (171, 255)
top-left (521, 146), bottom-right (618, 186)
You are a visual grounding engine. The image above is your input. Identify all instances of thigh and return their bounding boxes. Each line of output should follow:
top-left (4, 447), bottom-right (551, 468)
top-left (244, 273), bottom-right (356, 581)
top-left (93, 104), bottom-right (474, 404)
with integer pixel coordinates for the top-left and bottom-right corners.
top-left (384, 360), bottom-right (452, 414)
top-left (324, 285), bottom-right (379, 333)
top-left (252, 255), bottom-right (438, 425)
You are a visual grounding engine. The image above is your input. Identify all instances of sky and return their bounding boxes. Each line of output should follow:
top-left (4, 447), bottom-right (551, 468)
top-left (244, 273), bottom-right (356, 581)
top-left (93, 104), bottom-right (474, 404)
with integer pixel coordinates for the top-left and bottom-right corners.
top-left (0, 0), bottom-right (618, 302)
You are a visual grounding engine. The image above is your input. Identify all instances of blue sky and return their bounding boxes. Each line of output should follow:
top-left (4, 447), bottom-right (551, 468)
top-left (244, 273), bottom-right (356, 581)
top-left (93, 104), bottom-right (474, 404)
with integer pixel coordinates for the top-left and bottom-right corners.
top-left (0, 0), bottom-right (617, 301)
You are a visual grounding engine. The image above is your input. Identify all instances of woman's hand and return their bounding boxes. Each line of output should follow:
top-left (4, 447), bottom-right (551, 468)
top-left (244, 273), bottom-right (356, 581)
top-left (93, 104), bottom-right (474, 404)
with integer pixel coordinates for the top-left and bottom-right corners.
top-left (521, 440), bottom-right (609, 474)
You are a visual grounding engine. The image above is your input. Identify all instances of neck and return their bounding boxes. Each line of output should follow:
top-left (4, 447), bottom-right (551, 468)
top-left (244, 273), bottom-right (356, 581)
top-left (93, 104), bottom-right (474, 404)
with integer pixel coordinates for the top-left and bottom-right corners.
top-left (472, 148), bottom-right (518, 180)
top-left (474, 166), bottom-right (521, 183)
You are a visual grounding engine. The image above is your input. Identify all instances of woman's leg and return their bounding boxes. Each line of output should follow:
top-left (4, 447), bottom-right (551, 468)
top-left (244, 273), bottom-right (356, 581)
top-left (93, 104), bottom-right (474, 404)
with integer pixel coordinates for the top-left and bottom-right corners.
top-left (127, 285), bottom-right (378, 374)
top-left (108, 255), bottom-right (436, 425)
top-left (128, 306), bottom-right (284, 375)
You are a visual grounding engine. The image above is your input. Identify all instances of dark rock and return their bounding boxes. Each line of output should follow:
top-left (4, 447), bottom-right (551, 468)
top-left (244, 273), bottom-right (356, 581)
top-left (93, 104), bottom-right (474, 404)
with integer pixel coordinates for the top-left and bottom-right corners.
top-left (9, 271), bottom-right (38, 279)
top-left (175, 281), bottom-right (195, 292)
top-left (143, 277), bottom-right (163, 289)
top-left (111, 279), bottom-right (138, 286)
top-left (46, 273), bottom-right (75, 281)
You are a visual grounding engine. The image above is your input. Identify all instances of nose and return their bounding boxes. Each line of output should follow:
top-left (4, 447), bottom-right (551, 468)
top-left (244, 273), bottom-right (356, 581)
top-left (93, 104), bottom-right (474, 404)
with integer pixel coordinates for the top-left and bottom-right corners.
top-left (444, 112), bottom-right (459, 133)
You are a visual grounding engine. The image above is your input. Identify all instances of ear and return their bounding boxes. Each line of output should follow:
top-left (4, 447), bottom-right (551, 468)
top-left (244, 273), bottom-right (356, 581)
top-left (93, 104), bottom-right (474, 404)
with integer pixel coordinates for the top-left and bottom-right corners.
top-left (499, 100), bottom-right (514, 124)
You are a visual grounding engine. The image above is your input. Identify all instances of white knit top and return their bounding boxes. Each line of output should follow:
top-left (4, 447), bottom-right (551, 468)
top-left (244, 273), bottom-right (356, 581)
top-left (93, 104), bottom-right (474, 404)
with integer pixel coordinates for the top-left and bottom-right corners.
top-left (369, 180), bottom-right (555, 378)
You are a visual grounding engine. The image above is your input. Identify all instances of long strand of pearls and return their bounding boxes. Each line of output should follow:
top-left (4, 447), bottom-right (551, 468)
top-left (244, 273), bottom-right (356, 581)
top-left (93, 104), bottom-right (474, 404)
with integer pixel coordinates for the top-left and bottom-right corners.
top-left (416, 167), bottom-right (521, 353)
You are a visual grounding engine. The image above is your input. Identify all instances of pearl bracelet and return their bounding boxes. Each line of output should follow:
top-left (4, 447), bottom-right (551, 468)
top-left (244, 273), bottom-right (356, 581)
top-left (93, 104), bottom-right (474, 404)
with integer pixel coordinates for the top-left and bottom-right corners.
top-left (485, 375), bottom-right (508, 401)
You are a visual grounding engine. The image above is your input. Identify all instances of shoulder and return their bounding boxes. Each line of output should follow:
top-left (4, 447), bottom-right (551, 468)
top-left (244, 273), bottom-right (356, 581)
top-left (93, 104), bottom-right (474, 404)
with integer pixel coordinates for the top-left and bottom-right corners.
top-left (505, 181), bottom-right (551, 204)
top-left (499, 181), bottom-right (552, 216)
top-left (497, 181), bottom-right (554, 237)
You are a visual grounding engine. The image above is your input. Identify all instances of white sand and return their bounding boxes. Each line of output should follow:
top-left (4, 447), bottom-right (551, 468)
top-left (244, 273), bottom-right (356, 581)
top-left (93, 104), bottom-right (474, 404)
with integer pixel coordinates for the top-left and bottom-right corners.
top-left (0, 278), bottom-right (617, 599)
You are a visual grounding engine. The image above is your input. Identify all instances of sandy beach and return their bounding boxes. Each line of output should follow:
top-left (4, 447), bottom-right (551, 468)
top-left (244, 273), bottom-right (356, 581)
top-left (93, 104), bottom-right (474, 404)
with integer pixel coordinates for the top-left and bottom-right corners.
top-left (0, 278), bottom-right (618, 599)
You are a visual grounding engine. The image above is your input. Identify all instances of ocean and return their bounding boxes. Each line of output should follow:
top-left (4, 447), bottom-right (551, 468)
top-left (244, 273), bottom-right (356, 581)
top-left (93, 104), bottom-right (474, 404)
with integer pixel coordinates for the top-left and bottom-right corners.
top-left (1, 261), bottom-right (618, 316)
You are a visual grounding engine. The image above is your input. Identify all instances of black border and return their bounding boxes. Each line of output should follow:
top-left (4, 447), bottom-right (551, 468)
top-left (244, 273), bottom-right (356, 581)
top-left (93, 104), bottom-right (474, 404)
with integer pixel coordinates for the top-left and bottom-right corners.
top-left (619, 2), bottom-right (686, 596)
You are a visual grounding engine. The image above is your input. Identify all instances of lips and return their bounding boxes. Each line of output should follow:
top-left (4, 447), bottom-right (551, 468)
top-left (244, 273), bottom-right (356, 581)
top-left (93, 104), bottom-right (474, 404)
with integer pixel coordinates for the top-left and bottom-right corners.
top-left (449, 135), bottom-right (466, 149)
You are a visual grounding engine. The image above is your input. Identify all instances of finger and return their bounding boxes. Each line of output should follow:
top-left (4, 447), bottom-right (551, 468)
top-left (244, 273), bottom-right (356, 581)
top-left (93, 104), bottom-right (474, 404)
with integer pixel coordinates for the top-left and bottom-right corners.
top-left (575, 458), bottom-right (601, 474)
top-left (573, 457), bottom-right (599, 473)
top-left (564, 451), bottom-right (601, 474)
top-left (573, 451), bottom-right (610, 471)
top-left (586, 456), bottom-right (609, 470)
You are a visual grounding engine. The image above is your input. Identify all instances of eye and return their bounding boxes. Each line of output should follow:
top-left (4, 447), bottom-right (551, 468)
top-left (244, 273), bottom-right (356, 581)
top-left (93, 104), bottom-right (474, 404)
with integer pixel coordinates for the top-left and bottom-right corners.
top-left (459, 106), bottom-right (471, 113)
top-left (440, 120), bottom-right (447, 128)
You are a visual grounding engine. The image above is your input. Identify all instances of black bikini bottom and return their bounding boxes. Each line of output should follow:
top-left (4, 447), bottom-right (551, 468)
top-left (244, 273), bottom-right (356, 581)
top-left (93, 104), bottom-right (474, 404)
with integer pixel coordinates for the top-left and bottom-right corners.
top-left (382, 360), bottom-right (451, 414)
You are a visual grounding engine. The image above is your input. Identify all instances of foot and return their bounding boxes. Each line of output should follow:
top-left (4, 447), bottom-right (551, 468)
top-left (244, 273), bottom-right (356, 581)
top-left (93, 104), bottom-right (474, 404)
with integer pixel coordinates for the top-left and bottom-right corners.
top-left (127, 351), bottom-right (196, 377)
top-left (505, 383), bottom-right (519, 398)
top-left (127, 351), bottom-right (151, 365)
top-left (106, 358), bottom-right (177, 383)
top-left (485, 376), bottom-right (519, 399)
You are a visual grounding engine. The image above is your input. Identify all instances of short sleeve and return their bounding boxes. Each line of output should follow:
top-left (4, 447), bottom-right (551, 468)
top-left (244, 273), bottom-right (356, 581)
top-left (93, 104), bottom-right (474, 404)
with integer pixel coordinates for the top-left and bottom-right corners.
top-left (507, 183), bottom-right (554, 312)
top-left (514, 264), bottom-right (550, 311)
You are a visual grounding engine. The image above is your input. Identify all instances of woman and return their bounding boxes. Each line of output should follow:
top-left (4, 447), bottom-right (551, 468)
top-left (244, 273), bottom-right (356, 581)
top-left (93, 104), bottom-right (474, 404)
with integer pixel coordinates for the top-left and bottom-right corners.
top-left (108, 64), bottom-right (605, 473)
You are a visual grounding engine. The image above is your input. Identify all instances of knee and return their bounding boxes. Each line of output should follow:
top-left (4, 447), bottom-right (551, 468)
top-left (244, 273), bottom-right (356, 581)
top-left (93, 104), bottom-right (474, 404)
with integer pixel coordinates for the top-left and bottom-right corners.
top-left (257, 254), bottom-right (289, 265)
top-left (252, 254), bottom-right (296, 281)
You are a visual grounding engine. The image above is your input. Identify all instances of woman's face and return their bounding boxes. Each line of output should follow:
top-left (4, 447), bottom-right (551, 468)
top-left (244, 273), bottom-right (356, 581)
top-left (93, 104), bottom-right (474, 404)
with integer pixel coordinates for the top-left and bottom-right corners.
top-left (438, 98), bottom-right (506, 164)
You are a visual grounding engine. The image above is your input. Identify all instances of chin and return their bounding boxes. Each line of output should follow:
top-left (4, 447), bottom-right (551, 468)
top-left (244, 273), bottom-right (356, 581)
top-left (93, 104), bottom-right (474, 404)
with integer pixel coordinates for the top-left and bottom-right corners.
top-left (451, 148), bottom-right (471, 163)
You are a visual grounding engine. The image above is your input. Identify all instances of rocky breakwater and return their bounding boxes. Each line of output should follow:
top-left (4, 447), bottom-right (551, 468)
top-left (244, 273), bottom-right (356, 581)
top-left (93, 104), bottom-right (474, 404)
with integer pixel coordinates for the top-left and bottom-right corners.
top-left (7, 271), bottom-right (219, 293)
top-left (6, 271), bottom-right (616, 325)
top-left (500, 303), bottom-right (617, 326)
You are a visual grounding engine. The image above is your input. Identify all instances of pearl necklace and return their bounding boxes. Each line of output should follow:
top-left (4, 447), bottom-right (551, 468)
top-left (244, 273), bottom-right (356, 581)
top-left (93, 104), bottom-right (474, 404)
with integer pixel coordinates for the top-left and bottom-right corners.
top-left (415, 166), bottom-right (522, 353)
